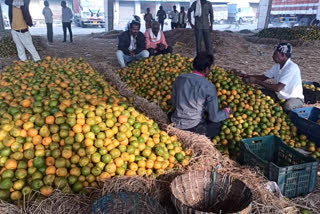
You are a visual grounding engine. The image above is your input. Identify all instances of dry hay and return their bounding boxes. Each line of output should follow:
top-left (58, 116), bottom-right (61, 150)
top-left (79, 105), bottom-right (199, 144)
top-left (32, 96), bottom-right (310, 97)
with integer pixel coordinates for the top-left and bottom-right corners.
top-left (292, 180), bottom-right (320, 214)
top-left (0, 189), bottom-right (98, 214)
top-left (99, 176), bottom-right (160, 199)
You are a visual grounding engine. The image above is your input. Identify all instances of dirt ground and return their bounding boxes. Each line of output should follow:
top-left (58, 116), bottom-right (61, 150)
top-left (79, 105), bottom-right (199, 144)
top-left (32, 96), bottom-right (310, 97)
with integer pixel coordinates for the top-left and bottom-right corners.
top-left (1, 28), bottom-right (319, 82)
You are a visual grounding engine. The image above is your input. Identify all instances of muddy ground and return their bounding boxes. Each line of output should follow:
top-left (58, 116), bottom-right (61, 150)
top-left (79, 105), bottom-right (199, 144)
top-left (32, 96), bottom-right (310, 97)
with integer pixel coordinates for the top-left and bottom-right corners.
top-left (1, 28), bottom-right (319, 82)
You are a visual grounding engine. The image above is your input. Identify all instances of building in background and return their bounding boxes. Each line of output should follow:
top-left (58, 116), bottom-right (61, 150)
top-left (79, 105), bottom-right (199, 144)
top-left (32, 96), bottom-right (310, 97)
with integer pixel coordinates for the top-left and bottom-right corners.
top-left (0, 0), bottom-right (261, 29)
top-left (113, 0), bottom-right (244, 27)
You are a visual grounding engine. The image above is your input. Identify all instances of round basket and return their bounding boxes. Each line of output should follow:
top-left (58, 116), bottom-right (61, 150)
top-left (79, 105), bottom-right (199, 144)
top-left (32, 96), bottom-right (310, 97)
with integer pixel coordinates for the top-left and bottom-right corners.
top-left (88, 192), bottom-right (167, 214)
top-left (171, 171), bottom-right (253, 214)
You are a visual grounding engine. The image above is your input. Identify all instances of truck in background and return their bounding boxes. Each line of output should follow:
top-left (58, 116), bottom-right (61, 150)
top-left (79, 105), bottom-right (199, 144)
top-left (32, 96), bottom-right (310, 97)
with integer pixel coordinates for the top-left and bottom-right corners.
top-left (73, 0), bottom-right (105, 28)
top-left (270, 0), bottom-right (320, 26)
top-left (227, 3), bottom-right (256, 24)
top-left (212, 5), bottom-right (228, 24)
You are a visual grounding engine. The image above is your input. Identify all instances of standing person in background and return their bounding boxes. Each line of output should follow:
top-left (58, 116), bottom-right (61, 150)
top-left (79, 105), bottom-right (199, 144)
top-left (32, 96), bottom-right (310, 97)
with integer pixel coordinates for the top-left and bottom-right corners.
top-left (5, 0), bottom-right (41, 62)
top-left (61, 1), bottom-right (73, 42)
top-left (144, 8), bottom-right (153, 30)
top-left (42, 0), bottom-right (53, 45)
top-left (156, 6), bottom-right (166, 31)
top-left (178, 6), bottom-right (187, 28)
top-left (169, 5), bottom-right (179, 29)
top-left (188, 0), bottom-right (214, 55)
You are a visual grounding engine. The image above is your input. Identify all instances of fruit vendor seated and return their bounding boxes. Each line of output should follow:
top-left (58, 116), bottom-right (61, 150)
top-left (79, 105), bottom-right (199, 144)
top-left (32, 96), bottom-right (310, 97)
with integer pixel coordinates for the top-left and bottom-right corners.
top-left (243, 43), bottom-right (304, 111)
top-left (145, 21), bottom-right (173, 56)
top-left (170, 53), bottom-right (231, 139)
top-left (116, 21), bottom-right (149, 68)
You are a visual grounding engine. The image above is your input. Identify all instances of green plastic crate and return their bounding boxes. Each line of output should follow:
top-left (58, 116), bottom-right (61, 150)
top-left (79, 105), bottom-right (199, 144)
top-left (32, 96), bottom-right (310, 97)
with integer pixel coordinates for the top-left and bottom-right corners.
top-left (239, 135), bottom-right (318, 198)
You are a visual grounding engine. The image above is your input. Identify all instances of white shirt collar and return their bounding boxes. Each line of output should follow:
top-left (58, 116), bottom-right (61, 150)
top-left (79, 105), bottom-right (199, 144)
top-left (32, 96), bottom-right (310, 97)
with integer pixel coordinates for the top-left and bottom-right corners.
top-left (279, 58), bottom-right (291, 71)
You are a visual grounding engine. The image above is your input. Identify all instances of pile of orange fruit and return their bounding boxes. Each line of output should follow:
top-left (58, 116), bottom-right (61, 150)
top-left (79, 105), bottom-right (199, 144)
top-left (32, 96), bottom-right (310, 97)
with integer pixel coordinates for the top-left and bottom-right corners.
top-left (0, 57), bottom-right (191, 201)
top-left (0, 36), bottom-right (17, 57)
top-left (117, 54), bottom-right (320, 160)
top-left (118, 54), bottom-right (193, 112)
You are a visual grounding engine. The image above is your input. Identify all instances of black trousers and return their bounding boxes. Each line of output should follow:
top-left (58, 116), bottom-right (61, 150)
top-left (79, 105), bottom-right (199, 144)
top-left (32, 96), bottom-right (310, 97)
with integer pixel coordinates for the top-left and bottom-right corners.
top-left (261, 89), bottom-right (279, 101)
top-left (195, 28), bottom-right (213, 55)
top-left (159, 21), bottom-right (164, 31)
top-left (185, 121), bottom-right (222, 139)
top-left (171, 22), bottom-right (178, 29)
top-left (62, 22), bottom-right (73, 42)
top-left (168, 112), bottom-right (222, 139)
top-left (46, 23), bottom-right (53, 43)
top-left (148, 46), bottom-right (173, 56)
top-left (178, 23), bottom-right (186, 28)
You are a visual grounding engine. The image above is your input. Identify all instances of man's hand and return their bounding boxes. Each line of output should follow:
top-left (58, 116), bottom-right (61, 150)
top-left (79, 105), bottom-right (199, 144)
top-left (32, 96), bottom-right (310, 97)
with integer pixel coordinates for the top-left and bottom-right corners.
top-left (210, 25), bottom-right (213, 32)
top-left (158, 44), bottom-right (165, 51)
top-left (231, 69), bottom-right (247, 78)
top-left (190, 23), bottom-right (195, 29)
top-left (243, 77), bottom-right (257, 84)
top-left (224, 107), bottom-right (232, 116)
top-left (129, 51), bottom-right (135, 57)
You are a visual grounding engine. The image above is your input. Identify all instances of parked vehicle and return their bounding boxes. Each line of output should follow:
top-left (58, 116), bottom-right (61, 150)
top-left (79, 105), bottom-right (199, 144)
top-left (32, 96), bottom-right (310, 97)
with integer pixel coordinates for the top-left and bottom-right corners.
top-left (228, 3), bottom-right (255, 24)
top-left (270, 0), bottom-right (320, 26)
top-left (73, 0), bottom-right (105, 28)
top-left (213, 5), bottom-right (228, 24)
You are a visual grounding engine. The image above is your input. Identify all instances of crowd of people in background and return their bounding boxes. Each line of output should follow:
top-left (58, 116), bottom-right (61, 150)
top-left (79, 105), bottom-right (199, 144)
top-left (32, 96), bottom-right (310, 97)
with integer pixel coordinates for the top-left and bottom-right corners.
top-left (143, 5), bottom-right (188, 31)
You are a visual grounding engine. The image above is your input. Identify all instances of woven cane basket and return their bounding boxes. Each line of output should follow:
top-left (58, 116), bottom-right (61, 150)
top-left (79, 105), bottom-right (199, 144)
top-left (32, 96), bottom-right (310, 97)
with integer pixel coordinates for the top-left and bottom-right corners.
top-left (171, 171), bottom-right (253, 214)
top-left (88, 192), bottom-right (167, 214)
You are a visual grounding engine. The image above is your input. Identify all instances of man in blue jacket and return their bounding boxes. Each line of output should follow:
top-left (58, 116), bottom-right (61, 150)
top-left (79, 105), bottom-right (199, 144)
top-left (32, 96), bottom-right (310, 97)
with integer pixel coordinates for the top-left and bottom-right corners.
top-left (5, 0), bottom-right (40, 61)
top-left (116, 21), bottom-right (149, 68)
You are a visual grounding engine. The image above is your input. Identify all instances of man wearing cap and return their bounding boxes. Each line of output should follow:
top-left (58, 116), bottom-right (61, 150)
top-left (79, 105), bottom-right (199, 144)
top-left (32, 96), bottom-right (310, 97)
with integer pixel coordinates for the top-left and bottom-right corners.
top-left (242, 43), bottom-right (304, 111)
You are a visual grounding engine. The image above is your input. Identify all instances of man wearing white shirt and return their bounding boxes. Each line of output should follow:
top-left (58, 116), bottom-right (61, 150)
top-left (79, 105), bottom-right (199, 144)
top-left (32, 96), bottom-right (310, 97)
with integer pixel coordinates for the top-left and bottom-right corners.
top-left (243, 43), bottom-right (304, 111)
top-left (169, 5), bottom-right (179, 29)
top-left (42, 1), bottom-right (53, 44)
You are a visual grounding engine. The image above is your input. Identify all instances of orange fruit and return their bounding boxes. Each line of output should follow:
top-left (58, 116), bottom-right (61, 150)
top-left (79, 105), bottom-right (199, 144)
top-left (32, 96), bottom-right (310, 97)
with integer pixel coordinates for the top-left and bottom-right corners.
top-left (126, 170), bottom-right (137, 176)
top-left (45, 166), bottom-right (56, 175)
top-left (56, 168), bottom-right (68, 177)
top-left (5, 159), bottom-right (17, 170)
top-left (118, 115), bottom-right (128, 124)
top-left (114, 158), bottom-right (124, 167)
top-left (45, 157), bottom-right (55, 166)
top-left (45, 116), bottom-right (55, 125)
top-left (40, 186), bottom-right (53, 196)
